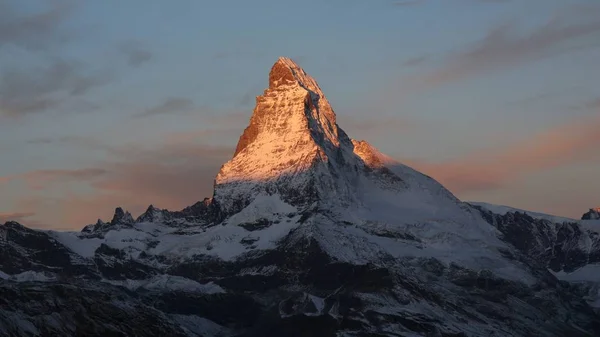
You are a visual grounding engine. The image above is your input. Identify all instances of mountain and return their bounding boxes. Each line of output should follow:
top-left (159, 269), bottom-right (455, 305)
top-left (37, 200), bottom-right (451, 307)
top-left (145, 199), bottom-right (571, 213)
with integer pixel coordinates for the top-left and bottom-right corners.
top-left (583, 208), bottom-right (600, 220)
top-left (2, 57), bottom-right (600, 337)
top-left (472, 202), bottom-right (600, 311)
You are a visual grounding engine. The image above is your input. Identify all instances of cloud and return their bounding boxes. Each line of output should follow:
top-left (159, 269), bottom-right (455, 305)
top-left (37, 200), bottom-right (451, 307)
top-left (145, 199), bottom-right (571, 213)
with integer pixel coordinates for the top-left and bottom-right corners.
top-left (0, 168), bottom-right (108, 190)
top-left (585, 98), bottom-right (600, 110)
top-left (403, 55), bottom-right (429, 67)
top-left (0, 211), bottom-right (35, 224)
top-left (6, 127), bottom-right (237, 227)
top-left (472, 0), bottom-right (511, 3)
top-left (118, 40), bottom-right (153, 67)
top-left (393, 0), bottom-right (424, 6)
top-left (134, 97), bottom-right (196, 118)
top-left (0, 0), bottom-right (75, 51)
top-left (410, 10), bottom-right (600, 90)
top-left (338, 115), bottom-right (416, 138)
top-left (0, 58), bottom-right (112, 117)
top-left (61, 142), bottom-right (232, 226)
top-left (405, 114), bottom-right (600, 194)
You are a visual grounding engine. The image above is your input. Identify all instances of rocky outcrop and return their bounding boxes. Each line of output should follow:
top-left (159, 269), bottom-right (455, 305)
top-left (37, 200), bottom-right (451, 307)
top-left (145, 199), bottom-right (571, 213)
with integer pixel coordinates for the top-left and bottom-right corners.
top-left (474, 206), bottom-right (600, 273)
top-left (583, 208), bottom-right (600, 220)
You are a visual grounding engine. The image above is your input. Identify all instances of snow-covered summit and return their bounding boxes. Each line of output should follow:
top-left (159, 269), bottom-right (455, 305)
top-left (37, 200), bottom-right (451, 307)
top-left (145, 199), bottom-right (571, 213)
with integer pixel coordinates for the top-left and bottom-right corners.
top-left (214, 57), bottom-right (476, 222)
top-left (213, 57), bottom-right (361, 215)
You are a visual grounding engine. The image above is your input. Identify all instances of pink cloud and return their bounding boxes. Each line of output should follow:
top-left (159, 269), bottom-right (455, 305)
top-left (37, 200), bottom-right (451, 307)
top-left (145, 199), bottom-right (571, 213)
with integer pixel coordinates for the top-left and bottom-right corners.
top-left (406, 115), bottom-right (600, 194)
top-left (0, 211), bottom-right (35, 223)
top-left (0, 168), bottom-right (107, 190)
top-left (2, 134), bottom-right (234, 228)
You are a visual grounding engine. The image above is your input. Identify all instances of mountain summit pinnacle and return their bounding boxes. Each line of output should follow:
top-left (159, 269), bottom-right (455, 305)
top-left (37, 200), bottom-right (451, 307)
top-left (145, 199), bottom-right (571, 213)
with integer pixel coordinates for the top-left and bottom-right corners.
top-left (232, 57), bottom-right (341, 157)
top-left (214, 57), bottom-right (358, 214)
top-left (212, 57), bottom-right (464, 223)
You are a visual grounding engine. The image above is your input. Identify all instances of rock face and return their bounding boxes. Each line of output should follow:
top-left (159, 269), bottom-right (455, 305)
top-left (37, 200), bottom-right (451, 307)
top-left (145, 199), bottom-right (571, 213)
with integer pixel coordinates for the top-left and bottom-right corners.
top-left (2, 57), bottom-right (600, 337)
top-left (215, 57), bottom-right (358, 215)
top-left (583, 208), bottom-right (600, 220)
top-left (472, 207), bottom-right (600, 273)
top-left (472, 203), bottom-right (600, 314)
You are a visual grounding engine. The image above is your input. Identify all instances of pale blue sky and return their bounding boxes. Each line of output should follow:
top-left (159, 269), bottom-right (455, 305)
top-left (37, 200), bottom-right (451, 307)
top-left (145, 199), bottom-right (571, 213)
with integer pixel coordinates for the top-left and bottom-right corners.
top-left (1, 0), bottom-right (599, 228)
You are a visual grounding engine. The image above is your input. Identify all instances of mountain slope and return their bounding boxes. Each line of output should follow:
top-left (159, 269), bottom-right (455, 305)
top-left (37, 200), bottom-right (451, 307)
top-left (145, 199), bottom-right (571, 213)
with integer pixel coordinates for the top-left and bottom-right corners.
top-left (471, 202), bottom-right (600, 312)
top-left (2, 57), bottom-right (600, 337)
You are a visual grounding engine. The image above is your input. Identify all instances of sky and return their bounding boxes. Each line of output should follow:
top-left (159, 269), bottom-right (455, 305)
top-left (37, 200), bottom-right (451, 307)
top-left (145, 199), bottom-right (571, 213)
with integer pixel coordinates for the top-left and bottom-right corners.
top-left (1, 0), bottom-right (599, 229)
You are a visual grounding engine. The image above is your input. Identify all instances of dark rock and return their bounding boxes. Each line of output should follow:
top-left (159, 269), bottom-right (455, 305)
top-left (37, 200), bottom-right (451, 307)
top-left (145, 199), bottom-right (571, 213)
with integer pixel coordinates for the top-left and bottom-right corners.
top-left (239, 219), bottom-right (272, 231)
top-left (0, 282), bottom-right (189, 337)
top-left (582, 208), bottom-right (600, 220)
top-left (111, 207), bottom-right (134, 225)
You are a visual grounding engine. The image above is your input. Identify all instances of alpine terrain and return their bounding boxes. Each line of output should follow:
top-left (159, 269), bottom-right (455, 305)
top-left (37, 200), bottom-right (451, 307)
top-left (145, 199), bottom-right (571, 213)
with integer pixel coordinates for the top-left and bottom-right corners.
top-left (1, 57), bottom-right (600, 337)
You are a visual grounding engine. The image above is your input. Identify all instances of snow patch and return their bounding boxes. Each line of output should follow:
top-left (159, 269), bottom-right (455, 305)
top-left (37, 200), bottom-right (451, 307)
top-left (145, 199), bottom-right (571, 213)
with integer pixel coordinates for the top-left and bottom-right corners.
top-left (2, 271), bottom-right (57, 282)
top-left (551, 264), bottom-right (600, 283)
top-left (150, 196), bottom-right (300, 261)
top-left (470, 202), bottom-right (577, 224)
top-left (171, 314), bottom-right (229, 337)
top-left (226, 193), bottom-right (297, 225)
top-left (50, 231), bottom-right (102, 258)
top-left (307, 294), bottom-right (325, 315)
top-left (102, 275), bottom-right (225, 293)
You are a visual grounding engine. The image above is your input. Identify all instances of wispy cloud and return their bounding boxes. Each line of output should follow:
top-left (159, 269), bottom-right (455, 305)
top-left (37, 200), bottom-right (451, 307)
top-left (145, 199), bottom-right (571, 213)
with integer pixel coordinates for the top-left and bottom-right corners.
top-left (585, 98), bottom-right (600, 110)
top-left (134, 97), bottom-right (196, 118)
top-left (0, 211), bottom-right (35, 224)
top-left (0, 0), bottom-right (76, 51)
top-left (405, 114), bottom-right (600, 194)
top-left (338, 115), bottom-right (419, 141)
top-left (472, 0), bottom-right (511, 3)
top-left (0, 58), bottom-right (112, 117)
top-left (392, 0), bottom-right (424, 6)
top-left (410, 9), bottom-right (600, 90)
top-left (6, 125), bottom-right (239, 227)
top-left (402, 55), bottom-right (429, 67)
top-left (56, 142), bottom-right (231, 226)
top-left (118, 40), bottom-right (153, 67)
top-left (0, 168), bottom-right (108, 190)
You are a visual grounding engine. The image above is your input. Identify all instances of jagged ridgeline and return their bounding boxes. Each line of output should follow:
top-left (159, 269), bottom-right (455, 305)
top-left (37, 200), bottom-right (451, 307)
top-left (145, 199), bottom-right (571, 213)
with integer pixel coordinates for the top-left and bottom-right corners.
top-left (1, 57), bottom-right (600, 337)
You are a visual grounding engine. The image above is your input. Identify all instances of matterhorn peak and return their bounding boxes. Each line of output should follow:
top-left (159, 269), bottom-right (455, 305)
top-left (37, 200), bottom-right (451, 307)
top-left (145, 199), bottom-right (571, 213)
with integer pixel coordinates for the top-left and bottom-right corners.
top-left (232, 57), bottom-right (341, 157)
top-left (211, 57), bottom-right (462, 221)
top-left (268, 57), bottom-right (326, 96)
top-left (213, 57), bottom-right (360, 214)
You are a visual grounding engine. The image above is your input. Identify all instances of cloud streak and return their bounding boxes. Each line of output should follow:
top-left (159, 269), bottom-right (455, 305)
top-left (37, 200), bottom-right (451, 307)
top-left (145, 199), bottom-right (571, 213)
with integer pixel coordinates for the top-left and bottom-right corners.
top-left (392, 0), bottom-right (424, 6)
top-left (63, 141), bottom-right (232, 226)
top-left (0, 212), bottom-right (35, 224)
top-left (409, 9), bottom-right (600, 90)
top-left (4, 129), bottom-right (236, 227)
top-left (0, 0), bottom-right (75, 51)
top-left (118, 40), bottom-right (153, 67)
top-left (0, 168), bottom-right (108, 190)
top-left (406, 114), bottom-right (600, 194)
top-left (0, 59), bottom-right (112, 117)
top-left (338, 115), bottom-right (415, 135)
top-left (134, 97), bottom-right (196, 118)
